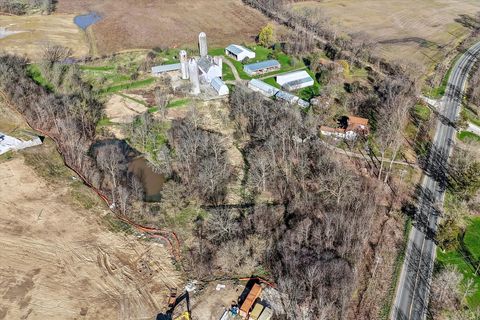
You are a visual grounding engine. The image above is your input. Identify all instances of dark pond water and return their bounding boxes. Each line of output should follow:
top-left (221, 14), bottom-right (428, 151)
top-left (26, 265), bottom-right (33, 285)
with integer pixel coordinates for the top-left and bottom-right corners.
top-left (128, 157), bottom-right (165, 202)
top-left (74, 12), bottom-right (102, 30)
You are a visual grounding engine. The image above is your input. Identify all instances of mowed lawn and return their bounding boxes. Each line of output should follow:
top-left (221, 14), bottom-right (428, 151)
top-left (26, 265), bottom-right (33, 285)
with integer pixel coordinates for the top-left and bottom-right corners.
top-left (291, 0), bottom-right (479, 69)
top-left (437, 217), bottom-right (480, 308)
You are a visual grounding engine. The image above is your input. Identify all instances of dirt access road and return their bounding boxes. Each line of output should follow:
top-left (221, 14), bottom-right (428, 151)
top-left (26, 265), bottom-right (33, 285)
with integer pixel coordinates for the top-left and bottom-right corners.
top-left (0, 151), bottom-right (182, 319)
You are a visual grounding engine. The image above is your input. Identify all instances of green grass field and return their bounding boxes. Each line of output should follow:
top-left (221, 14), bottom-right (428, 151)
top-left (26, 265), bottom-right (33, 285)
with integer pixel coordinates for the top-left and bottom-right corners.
top-left (413, 104), bottom-right (432, 122)
top-left (27, 64), bottom-right (53, 91)
top-left (437, 217), bottom-right (480, 308)
top-left (458, 131), bottom-right (480, 142)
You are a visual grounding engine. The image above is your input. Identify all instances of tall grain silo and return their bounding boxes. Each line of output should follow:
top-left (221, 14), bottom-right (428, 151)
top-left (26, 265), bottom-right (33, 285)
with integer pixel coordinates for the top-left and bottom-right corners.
top-left (180, 50), bottom-right (189, 80)
top-left (214, 56), bottom-right (223, 77)
top-left (198, 32), bottom-right (208, 58)
top-left (188, 58), bottom-right (200, 95)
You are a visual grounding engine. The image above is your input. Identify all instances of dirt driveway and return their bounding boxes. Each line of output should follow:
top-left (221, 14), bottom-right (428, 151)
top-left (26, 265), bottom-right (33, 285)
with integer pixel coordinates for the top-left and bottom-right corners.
top-left (0, 154), bottom-right (182, 320)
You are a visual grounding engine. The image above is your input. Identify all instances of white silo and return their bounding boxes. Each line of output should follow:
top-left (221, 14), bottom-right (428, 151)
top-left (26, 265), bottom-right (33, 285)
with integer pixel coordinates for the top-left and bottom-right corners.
top-left (198, 32), bottom-right (208, 58)
top-left (214, 56), bottom-right (223, 77)
top-left (188, 58), bottom-right (200, 95)
top-left (180, 50), bottom-right (189, 80)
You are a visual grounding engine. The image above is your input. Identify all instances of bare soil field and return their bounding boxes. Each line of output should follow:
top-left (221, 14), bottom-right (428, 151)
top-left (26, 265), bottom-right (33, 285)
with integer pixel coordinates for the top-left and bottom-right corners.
top-left (56, 0), bottom-right (273, 54)
top-left (0, 14), bottom-right (88, 59)
top-left (293, 0), bottom-right (479, 68)
top-left (0, 145), bottom-right (182, 319)
top-left (105, 94), bottom-right (148, 124)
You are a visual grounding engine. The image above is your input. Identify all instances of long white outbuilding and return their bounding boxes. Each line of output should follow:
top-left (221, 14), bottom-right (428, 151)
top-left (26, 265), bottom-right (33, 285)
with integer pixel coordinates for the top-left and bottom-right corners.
top-left (276, 70), bottom-right (314, 91)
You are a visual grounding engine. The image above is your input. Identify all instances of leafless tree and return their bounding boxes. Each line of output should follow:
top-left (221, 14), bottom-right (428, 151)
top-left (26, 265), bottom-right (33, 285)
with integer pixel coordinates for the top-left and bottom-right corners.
top-left (96, 144), bottom-right (127, 203)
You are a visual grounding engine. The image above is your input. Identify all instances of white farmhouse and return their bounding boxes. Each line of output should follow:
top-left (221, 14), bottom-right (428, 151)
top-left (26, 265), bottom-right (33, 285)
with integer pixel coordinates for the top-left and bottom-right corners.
top-left (276, 70), bottom-right (314, 91)
top-left (225, 44), bottom-right (256, 61)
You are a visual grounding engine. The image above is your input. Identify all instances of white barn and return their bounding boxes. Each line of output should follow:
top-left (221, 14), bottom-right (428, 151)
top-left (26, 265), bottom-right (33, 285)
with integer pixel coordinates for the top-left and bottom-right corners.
top-left (225, 44), bottom-right (256, 61)
top-left (198, 57), bottom-right (222, 83)
top-left (211, 77), bottom-right (229, 96)
top-left (276, 70), bottom-right (314, 91)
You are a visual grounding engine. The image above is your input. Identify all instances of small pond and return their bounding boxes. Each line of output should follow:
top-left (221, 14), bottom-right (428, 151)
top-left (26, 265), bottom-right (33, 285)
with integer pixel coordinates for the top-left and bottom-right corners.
top-left (74, 12), bottom-right (102, 30)
top-left (128, 157), bottom-right (165, 202)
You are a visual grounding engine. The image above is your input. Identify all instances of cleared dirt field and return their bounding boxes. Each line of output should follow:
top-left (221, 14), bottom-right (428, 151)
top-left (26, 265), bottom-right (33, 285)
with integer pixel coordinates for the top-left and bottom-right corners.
top-left (56, 0), bottom-right (273, 54)
top-left (293, 0), bottom-right (479, 68)
top-left (0, 147), bottom-right (182, 319)
top-left (0, 14), bottom-right (88, 59)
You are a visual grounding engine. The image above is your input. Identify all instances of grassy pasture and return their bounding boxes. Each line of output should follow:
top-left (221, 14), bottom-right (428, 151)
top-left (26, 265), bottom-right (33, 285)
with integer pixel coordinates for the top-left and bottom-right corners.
top-left (437, 217), bottom-right (480, 308)
top-left (0, 14), bottom-right (88, 60)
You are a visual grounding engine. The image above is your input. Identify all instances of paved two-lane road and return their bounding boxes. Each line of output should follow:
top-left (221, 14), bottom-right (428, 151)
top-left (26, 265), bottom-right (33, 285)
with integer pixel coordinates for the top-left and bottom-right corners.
top-left (392, 41), bottom-right (480, 320)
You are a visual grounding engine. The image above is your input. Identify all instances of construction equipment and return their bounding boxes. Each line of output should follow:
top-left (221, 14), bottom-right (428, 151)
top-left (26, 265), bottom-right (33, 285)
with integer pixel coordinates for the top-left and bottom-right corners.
top-left (174, 311), bottom-right (190, 320)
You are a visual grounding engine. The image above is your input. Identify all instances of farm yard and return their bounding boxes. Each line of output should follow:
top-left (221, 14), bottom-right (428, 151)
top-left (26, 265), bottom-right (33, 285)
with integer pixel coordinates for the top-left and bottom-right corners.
top-left (291, 0), bottom-right (479, 69)
top-left (55, 0), bottom-right (276, 54)
top-left (0, 14), bottom-right (88, 59)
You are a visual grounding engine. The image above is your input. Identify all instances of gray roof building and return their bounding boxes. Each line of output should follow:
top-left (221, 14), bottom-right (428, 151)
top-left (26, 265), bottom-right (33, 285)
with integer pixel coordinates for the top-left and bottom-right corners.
top-left (151, 63), bottom-right (181, 75)
top-left (244, 60), bottom-right (281, 76)
top-left (211, 77), bottom-right (229, 96)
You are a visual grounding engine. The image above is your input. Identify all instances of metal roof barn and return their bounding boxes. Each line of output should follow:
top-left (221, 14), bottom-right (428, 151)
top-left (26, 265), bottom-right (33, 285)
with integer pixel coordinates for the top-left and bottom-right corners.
top-left (248, 79), bottom-right (279, 97)
top-left (276, 70), bottom-right (314, 90)
top-left (244, 60), bottom-right (281, 76)
top-left (151, 63), bottom-right (181, 75)
top-left (275, 90), bottom-right (309, 108)
top-left (198, 57), bottom-right (222, 83)
top-left (211, 77), bottom-right (229, 96)
top-left (225, 44), bottom-right (256, 61)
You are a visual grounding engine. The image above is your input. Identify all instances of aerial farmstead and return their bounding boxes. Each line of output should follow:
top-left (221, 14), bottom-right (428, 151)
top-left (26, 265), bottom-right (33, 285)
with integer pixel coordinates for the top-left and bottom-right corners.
top-left (151, 32), bottom-right (229, 97)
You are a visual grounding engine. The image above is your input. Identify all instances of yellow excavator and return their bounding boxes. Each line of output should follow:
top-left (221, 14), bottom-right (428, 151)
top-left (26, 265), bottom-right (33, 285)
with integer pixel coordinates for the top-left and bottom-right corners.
top-left (156, 289), bottom-right (191, 320)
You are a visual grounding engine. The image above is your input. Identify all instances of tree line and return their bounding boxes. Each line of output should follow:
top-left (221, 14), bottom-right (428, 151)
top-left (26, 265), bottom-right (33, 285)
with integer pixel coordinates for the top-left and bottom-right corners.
top-left (156, 87), bottom-right (381, 319)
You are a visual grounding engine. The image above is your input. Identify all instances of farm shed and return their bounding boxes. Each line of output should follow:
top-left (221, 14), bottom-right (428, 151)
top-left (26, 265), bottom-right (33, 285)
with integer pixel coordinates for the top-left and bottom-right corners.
top-left (248, 79), bottom-right (279, 97)
top-left (211, 77), bottom-right (229, 96)
top-left (151, 63), bottom-right (181, 76)
top-left (275, 90), bottom-right (309, 108)
top-left (276, 70), bottom-right (314, 91)
top-left (225, 44), bottom-right (256, 61)
top-left (244, 60), bottom-right (280, 76)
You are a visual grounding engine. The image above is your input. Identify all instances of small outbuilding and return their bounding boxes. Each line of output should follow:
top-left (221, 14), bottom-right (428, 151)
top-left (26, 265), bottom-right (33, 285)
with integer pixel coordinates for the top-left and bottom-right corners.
top-left (151, 63), bottom-right (181, 76)
top-left (225, 44), bottom-right (256, 61)
top-left (244, 60), bottom-right (281, 76)
top-left (211, 77), bottom-right (229, 96)
top-left (276, 70), bottom-right (314, 91)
